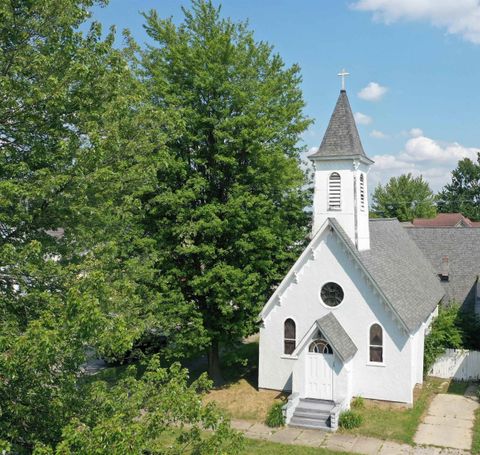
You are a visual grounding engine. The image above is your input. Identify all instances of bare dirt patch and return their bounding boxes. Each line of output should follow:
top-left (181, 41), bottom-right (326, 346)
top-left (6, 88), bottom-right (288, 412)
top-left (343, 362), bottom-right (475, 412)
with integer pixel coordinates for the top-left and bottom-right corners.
top-left (204, 378), bottom-right (286, 421)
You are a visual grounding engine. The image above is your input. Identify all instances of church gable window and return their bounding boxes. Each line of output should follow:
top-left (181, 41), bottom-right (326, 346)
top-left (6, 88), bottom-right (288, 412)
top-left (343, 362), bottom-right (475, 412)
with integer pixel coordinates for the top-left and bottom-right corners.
top-left (284, 318), bottom-right (296, 355)
top-left (328, 172), bottom-right (341, 211)
top-left (320, 282), bottom-right (344, 307)
top-left (369, 323), bottom-right (383, 363)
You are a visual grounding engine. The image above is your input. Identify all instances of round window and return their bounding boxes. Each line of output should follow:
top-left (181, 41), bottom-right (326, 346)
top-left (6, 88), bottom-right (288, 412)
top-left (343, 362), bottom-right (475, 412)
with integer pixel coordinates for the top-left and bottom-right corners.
top-left (320, 282), bottom-right (344, 307)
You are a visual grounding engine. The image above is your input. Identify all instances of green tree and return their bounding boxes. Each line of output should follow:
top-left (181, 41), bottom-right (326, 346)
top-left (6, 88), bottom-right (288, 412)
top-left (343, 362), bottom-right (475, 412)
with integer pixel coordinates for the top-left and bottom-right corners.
top-left (437, 154), bottom-right (480, 221)
top-left (371, 173), bottom-right (436, 222)
top-left (0, 0), bottom-right (124, 449)
top-left (140, 0), bottom-right (312, 382)
top-left (0, 0), bottom-right (214, 451)
top-left (54, 360), bottom-right (243, 455)
top-left (424, 304), bottom-right (464, 374)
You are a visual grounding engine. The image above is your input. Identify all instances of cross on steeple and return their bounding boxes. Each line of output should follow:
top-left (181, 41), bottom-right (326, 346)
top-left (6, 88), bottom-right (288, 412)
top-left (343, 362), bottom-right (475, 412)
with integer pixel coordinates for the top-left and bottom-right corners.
top-left (337, 68), bottom-right (350, 91)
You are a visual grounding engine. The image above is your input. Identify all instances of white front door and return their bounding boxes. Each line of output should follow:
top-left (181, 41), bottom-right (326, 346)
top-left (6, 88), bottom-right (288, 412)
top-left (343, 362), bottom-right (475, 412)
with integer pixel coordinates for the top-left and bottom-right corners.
top-left (306, 353), bottom-right (334, 400)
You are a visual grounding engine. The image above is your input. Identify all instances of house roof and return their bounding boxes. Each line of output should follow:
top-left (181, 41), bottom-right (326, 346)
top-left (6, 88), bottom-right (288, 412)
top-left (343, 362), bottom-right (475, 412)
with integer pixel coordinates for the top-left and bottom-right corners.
top-left (406, 227), bottom-right (480, 308)
top-left (330, 218), bottom-right (445, 332)
top-left (412, 213), bottom-right (477, 228)
top-left (309, 90), bottom-right (373, 163)
top-left (317, 313), bottom-right (357, 362)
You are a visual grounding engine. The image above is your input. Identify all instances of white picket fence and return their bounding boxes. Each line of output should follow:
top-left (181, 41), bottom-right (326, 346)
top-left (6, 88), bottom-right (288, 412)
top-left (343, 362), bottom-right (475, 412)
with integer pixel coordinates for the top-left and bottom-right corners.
top-left (429, 348), bottom-right (480, 380)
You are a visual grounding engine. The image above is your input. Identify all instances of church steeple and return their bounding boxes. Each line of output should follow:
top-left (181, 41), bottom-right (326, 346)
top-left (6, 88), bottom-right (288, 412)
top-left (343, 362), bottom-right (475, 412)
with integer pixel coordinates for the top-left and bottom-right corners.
top-left (309, 83), bottom-right (373, 251)
top-left (309, 90), bottom-right (370, 162)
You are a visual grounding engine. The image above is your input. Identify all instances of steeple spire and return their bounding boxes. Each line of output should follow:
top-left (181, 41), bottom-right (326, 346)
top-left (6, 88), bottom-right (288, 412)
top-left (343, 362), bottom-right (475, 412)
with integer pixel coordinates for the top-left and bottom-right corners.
top-left (309, 79), bottom-right (374, 251)
top-left (309, 89), bottom-right (372, 163)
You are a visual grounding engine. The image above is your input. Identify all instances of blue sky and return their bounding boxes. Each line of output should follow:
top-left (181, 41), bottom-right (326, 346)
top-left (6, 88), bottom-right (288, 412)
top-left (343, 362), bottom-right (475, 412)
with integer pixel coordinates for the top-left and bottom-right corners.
top-left (90, 0), bottom-right (480, 191)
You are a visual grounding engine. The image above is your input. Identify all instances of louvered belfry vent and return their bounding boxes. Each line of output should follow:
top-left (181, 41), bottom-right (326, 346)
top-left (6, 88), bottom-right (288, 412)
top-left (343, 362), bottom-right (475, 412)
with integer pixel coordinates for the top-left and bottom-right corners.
top-left (360, 174), bottom-right (365, 211)
top-left (328, 172), bottom-right (341, 211)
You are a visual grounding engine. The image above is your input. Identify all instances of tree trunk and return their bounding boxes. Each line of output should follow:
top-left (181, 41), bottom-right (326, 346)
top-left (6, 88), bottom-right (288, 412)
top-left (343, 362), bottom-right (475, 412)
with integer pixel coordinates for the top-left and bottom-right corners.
top-left (207, 340), bottom-right (224, 386)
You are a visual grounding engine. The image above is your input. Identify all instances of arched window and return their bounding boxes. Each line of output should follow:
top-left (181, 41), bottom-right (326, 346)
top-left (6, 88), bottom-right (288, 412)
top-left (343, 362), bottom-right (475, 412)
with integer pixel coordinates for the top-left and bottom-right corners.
top-left (284, 319), bottom-right (296, 355)
top-left (369, 323), bottom-right (383, 363)
top-left (309, 338), bottom-right (333, 354)
top-left (328, 172), bottom-right (341, 211)
top-left (360, 174), bottom-right (365, 211)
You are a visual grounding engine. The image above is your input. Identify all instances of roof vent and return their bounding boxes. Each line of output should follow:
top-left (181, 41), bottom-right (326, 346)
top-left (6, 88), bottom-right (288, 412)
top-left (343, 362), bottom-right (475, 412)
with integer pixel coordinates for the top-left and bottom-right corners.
top-left (440, 256), bottom-right (449, 282)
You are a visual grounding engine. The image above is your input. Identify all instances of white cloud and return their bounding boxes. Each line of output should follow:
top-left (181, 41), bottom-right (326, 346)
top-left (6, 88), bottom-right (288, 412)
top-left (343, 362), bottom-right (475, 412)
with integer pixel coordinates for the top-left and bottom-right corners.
top-left (401, 136), bottom-right (480, 163)
top-left (370, 129), bottom-right (389, 139)
top-left (409, 127), bottom-right (423, 138)
top-left (354, 112), bottom-right (373, 125)
top-left (352, 0), bottom-right (480, 44)
top-left (358, 82), bottom-right (388, 102)
top-left (369, 131), bottom-right (480, 191)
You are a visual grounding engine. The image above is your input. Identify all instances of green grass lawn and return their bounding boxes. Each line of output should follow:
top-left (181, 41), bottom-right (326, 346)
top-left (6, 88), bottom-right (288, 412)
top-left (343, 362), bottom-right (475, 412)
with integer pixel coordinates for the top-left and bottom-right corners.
top-left (341, 378), bottom-right (478, 445)
top-left (446, 380), bottom-right (470, 395)
top-left (472, 407), bottom-right (480, 454)
top-left (243, 438), bottom-right (348, 454)
top-left (339, 378), bottom-right (444, 444)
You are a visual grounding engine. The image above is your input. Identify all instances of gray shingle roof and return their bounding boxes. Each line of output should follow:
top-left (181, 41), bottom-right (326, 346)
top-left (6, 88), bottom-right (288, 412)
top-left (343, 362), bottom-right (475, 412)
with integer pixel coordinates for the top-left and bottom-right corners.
top-left (330, 218), bottom-right (445, 332)
top-left (317, 312), bottom-right (357, 362)
top-left (309, 90), bottom-right (372, 162)
top-left (406, 227), bottom-right (480, 309)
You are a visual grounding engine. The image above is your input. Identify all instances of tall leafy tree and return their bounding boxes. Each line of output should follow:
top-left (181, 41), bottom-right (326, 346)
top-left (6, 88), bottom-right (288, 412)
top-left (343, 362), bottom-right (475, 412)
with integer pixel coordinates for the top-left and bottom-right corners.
top-left (0, 0), bottom-right (211, 451)
top-left (140, 0), bottom-right (312, 381)
top-left (0, 0), bottom-right (120, 449)
top-left (371, 173), bottom-right (436, 221)
top-left (437, 154), bottom-right (480, 221)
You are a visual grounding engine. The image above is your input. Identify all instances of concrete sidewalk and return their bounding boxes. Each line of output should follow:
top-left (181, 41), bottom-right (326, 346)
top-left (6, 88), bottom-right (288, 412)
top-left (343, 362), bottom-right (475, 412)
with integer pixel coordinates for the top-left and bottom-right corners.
top-left (231, 419), bottom-right (469, 454)
top-left (413, 384), bottom-right (479, 451)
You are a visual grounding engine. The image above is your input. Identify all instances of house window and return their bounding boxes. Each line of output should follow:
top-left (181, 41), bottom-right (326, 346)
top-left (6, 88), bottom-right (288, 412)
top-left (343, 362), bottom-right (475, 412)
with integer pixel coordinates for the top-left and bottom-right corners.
top-left (360, 174), bottom-right (365, 211)
top-left (369, 323), bottom-right (383, 363)
top-left (320, 282), bottom-right (344, 307)
top-left (328, 172), bottom-right (341, 211)
top-left (284, 318), bottom-right (296, 355)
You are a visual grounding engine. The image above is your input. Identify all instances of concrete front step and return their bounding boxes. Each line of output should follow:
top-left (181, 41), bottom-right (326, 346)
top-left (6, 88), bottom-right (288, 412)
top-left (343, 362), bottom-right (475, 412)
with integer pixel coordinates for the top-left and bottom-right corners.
top-left (289, 398), bottom-right (335, 430)
top-left (294, 409), bottom-right (331, 420)
top-left (298, 398), bottom-right (335, 410)
top-left (289, 416), bottom-right (330, 430)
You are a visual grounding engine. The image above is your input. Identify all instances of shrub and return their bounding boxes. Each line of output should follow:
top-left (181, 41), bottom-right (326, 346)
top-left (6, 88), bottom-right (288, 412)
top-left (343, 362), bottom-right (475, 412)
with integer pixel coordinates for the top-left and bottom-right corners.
top-left (351, 396), bottom-right (364, 409)
top-left (265, 401), bottom-right (285, 427)
top-left (339, 410), bottom-right (363, 429)
top-left (424, 304), bottom-right (463, 375)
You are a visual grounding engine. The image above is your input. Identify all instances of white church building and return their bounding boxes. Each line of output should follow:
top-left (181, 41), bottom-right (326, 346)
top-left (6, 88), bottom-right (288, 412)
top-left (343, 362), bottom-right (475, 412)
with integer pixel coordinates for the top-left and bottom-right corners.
top-left (258, 87), bottom-right (445, 430)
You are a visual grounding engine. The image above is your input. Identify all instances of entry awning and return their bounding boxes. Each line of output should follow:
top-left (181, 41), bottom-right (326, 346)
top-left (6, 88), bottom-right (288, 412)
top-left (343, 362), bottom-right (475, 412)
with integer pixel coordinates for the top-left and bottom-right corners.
top-left (317, 313), bottom-right (357, 363)
top-left (292, 312), bottom-right (357, 363)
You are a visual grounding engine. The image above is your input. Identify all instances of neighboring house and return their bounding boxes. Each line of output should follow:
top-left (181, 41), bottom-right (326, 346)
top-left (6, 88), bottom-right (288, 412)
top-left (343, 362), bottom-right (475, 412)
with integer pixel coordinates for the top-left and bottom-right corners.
top-left (258, 89), bottom-right (445, 430)
top-left (412, 213), bottom-right (480, 228)
top-left (406, 227), bottom-right (480, 313)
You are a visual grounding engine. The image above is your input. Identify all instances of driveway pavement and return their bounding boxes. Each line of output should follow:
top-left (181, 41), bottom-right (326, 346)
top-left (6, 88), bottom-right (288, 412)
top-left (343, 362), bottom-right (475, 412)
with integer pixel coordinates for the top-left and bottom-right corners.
top-left (414, 385), bottom-right (479, 451)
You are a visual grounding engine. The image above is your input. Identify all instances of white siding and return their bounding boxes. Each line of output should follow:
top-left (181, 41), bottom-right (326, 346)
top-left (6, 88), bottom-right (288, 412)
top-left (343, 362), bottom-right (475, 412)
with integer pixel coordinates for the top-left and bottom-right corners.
top-left (312, 160), bottom-right (370, 251)
top-left (259, 227), bottom-right (417, 404)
